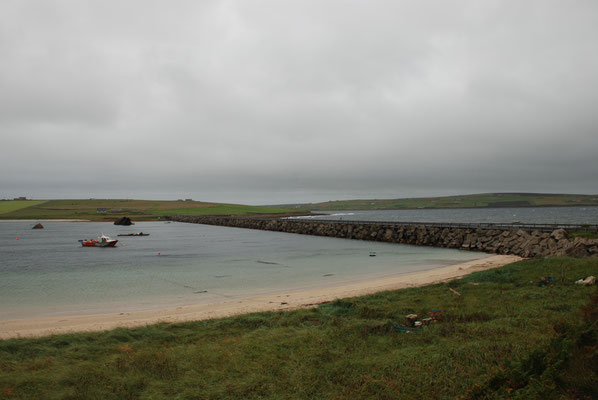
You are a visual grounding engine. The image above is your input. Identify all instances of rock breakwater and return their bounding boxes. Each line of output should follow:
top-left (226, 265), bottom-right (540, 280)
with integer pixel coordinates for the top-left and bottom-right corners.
top-left (167, 216), bottom-right (598, 258)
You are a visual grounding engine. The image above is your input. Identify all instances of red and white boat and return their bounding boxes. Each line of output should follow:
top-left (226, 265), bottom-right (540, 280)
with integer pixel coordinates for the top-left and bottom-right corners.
top-left (81, 234), bottom-right (118, 247)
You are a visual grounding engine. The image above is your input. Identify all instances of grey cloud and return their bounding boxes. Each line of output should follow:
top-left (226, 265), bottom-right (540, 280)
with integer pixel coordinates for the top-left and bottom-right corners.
top-left (1, 0), bottom-right (597, 204)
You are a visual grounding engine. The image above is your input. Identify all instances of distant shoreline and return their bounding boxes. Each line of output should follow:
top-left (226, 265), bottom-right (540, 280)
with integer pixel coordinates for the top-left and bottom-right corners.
top-left (302, 204), bottom-right (598, 212)
top-left (0, 219), bottom-right (92, 222)
top-left (0, 255), bottom-right (521, 339)
top-left (1, 194), bottom-right (597, 221)
top-left (1, 203), bottom-right (598, 223)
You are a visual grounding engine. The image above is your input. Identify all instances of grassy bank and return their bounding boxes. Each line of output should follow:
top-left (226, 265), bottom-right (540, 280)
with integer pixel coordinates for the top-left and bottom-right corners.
top-left (0, 200), bottom-right (47, 215)
top-left (291, 192), bottom-right (598, 211)
top-left (150, 204), bottom-right (296, 217)
top-left (1, 257), bottom-right (596, 399)
top-left (0, 199), bottom-right (298, 221)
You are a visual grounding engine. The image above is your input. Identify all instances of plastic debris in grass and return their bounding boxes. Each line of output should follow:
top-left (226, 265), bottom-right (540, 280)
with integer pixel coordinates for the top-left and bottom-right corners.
top-left (575, 276), bottom-right (596, 286)
top-left (395, 310), bottom-right (444, 333)
top-left (392, 314), bottom-right (421, 333)
top-left (392, 325), bottom-right (411, 333)
top-left (538, 276), bottom-right (555, 287)
top-left (405, 314), bottom-right (418, 327)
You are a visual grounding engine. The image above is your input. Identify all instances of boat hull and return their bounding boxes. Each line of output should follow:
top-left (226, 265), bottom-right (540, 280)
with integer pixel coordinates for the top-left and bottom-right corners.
top-left (96, 240), bottom-right (118, 247)
top-left (81, 239), bottom-right (118, 247)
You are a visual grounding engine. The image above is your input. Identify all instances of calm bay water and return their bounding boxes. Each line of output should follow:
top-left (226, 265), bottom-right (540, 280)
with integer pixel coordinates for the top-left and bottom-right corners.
top-left (305, 206), bottom-right (598, 225)
top-left (1, 221), bottom-right (484, 320)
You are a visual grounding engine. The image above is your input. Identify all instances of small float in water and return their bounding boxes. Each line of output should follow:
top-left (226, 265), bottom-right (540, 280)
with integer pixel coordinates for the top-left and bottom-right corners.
top-left (117, 232), bottom-right (150, 237)
top-left (80, 234), bottom-right (118, 247)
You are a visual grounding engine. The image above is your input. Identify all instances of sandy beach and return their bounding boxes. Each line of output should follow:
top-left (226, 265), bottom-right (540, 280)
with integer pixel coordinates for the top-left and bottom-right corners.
top-left (0, 254), bottom-right (521, 339)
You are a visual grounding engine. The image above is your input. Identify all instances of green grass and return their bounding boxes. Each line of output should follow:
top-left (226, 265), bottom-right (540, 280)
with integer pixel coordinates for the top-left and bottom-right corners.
top-left (1, 257), bottom-right (596, 399)
top-left (570, 231), bottom-right (598, 240)
top-left (0, 200), bottom-right (47, 215)
top-left (293, 192), bottom-right (598, 211)
top-left (0, 199), bottom-right (298, 221)
top-left (150, 204), bottom-right (298, 216)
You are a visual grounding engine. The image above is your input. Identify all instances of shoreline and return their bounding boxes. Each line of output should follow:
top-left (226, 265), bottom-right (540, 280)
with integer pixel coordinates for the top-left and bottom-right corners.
top-left (0, 219), bottom-right (93, 222)
top-left (0, 254), bottom-right (521, 339)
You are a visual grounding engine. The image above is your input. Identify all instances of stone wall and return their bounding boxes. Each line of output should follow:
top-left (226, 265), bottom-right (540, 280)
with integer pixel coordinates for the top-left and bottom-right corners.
top-left (167, 216), bottom-right (598, 258)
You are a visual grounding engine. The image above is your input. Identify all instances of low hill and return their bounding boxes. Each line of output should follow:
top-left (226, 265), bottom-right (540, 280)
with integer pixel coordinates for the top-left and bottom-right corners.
top-left (0, 199), bottom-right (299, 221)
top-left (285, 193), bottom-right (598, 211)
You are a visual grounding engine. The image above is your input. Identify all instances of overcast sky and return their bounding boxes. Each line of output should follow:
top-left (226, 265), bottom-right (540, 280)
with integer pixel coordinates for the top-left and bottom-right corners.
top-left (1, 1), bottom-right (597, 204)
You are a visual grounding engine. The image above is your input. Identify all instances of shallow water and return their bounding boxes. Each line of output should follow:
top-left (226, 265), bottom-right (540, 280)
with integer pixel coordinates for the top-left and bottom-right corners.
top-left (0, 221), bottom-right (485, 319)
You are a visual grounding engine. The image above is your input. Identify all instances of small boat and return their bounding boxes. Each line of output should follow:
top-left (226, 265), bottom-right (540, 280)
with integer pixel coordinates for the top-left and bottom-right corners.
top-left (117, 232), bottom-right (150, 237)
top-left (369, 251), bottom-right (376, 257)
top-left (81, 234), bottom-right (118, 247)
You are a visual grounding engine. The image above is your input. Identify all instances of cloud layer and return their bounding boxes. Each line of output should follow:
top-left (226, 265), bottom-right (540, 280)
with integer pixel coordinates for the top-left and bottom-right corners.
top-left (1, 1), bottom-right (597, 204)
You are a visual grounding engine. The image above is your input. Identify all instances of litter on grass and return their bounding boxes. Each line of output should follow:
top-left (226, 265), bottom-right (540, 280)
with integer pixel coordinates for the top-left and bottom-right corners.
top-left (392, 325), bottom-right (411, 333)
top-left (396, 310), bottom-right (444, 333)
top-left (538, 276), bottom-right (555, 287)
top-left (575, 276), bottom-right (596, 286)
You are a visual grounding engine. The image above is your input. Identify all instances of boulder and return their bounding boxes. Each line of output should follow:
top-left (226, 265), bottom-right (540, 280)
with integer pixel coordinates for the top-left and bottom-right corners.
top-left (565, 238), bottom-right (590, 258)
top-left (547, 238), bottom-right (558, 253)
top-left (114, 217), bottom-right (134, 226)
top-left (32, 223), bottom-right (44, 229)
top-left (551, 229), bottom-right (569, 241)
top-left (384, 228), bottom-right (394, 241)
top-left (516, 229), bottom-right (531, 239)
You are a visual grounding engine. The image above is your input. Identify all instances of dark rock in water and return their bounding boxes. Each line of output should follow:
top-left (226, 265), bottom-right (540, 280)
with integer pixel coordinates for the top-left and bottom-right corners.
top-left (114, 217), bottom-right (134, 226)
top-left (32, 223), bottom-right (44, 229)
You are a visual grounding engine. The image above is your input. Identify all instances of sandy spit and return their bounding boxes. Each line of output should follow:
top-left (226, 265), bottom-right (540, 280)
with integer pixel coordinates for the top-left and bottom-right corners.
top-left (0, 254), bottom-right (521, 339)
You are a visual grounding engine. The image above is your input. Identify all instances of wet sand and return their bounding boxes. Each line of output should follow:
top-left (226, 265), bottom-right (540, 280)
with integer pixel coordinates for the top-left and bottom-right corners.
top-left (0, 254), bottom-right (521, 339)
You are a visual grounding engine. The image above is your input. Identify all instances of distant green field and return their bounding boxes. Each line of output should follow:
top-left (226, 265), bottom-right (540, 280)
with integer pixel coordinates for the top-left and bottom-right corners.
top-left (3, 193), bottom-right (596, 220)
top-left (0, 200), bottom-right (47, 215)
top-left (296, 193), bottom-right (598, 211)
top-left (0, 199), bottom-right (297, 220)
top-left (150, 204), bottom-right (296, 216)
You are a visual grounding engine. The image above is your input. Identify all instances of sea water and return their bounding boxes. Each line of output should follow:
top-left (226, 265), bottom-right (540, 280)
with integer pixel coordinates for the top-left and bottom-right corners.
top-left (304, 206), bottom-right (598, 225)
top-left (0, 221), bottom-right (484, 320)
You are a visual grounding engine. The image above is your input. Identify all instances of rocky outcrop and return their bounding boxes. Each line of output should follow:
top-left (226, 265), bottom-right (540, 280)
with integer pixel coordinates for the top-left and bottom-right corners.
top-left (114, 217), bottom-right (133, 226)
top-left (167, 216), bottom-right (598, 258)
